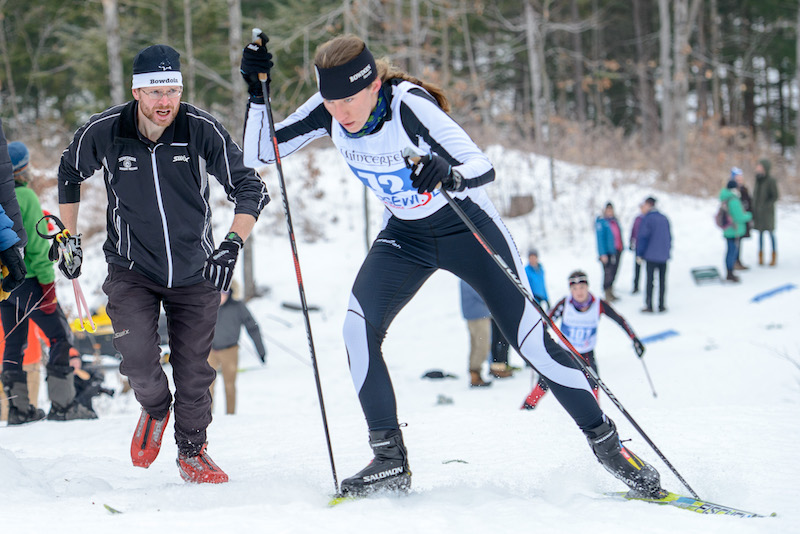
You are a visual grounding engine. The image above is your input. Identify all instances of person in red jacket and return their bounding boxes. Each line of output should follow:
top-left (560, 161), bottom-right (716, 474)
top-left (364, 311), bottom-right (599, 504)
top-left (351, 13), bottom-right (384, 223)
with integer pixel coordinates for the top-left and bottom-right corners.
top-left (521, 270), bottom-right (645, 410)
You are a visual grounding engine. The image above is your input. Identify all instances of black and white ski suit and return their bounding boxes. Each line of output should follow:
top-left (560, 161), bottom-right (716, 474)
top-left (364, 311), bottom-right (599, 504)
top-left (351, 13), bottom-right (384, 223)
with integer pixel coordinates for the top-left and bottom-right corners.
top-left (244, 79), bottom-right (603, 432)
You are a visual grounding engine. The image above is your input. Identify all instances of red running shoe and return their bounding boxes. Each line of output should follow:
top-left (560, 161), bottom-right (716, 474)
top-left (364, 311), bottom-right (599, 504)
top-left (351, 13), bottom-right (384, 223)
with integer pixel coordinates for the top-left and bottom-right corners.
top-left (177, 444), bottom-right (229, 484)
top-left (131, 408), bottom-right (170, 468)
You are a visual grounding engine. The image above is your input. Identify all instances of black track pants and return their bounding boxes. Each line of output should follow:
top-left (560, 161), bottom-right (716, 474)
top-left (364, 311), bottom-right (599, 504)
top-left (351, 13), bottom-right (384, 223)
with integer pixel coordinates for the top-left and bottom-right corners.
top-left (0, 278), bottom-right (71, 372)
top-left (103, 265), bottom-right (219, 452)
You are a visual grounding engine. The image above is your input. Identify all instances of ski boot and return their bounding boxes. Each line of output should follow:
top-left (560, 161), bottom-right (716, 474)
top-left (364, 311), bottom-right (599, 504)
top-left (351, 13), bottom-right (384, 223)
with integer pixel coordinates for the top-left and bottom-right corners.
top-left (177, 443), bottom-right (229, 483)
top-left (46, 370), bottom-right (98, 421)
top-left (131, 407), bottom-right (171, 468)
top-left (340, 429), bottom-right (412, 497)
top-left (2, 370), bottom-right (46, 425)
top-left (584, 416), bottom-right (663, 498)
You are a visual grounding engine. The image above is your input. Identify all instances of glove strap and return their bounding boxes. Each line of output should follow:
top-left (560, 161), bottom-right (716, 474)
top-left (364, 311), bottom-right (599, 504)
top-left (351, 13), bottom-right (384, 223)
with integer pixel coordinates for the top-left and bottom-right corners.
top-left (225, 231), bottom-right (244, 249)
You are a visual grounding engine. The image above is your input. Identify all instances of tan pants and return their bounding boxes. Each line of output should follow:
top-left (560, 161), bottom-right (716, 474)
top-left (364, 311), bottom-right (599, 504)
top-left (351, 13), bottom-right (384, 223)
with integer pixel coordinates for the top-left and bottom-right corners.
top-left (208, 345), bottom-right (239, 415)
top-left (0, 362), bottom-right (41, 421)
top-left (467, 318), bottom-right (491, 373)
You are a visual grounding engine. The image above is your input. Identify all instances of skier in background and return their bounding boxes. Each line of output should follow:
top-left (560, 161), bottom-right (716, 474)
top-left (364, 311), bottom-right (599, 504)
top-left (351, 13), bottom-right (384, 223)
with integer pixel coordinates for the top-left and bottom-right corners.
top-left (521, 270), bottom-right (645, 410)
top-left (241, 32), bottom-right (664, 499)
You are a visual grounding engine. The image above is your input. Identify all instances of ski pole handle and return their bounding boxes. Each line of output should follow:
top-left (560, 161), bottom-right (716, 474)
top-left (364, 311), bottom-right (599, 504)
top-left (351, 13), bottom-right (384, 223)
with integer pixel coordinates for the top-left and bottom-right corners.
top-left (251, 28), bottom-right (269, 83)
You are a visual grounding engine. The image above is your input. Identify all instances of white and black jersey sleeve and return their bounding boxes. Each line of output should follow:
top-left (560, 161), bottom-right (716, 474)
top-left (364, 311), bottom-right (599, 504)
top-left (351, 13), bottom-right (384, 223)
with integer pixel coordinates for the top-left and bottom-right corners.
top-left (243, 94), bottom-right (332, 168)
top-left (398, 86), bottom-right (495, 189)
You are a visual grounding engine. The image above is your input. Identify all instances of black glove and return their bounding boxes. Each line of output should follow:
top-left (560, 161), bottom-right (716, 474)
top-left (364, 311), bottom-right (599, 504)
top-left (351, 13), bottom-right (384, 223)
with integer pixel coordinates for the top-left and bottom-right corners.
top-left (240, 31), bottom-right (273, 104)
top-left (632, 336), bottom-right (645, 358)
top-left (48, 231), bottom-right (82, 279)
top-left (404, 153), bottom-right (463, 194)
top-left (0, 245), bottom-right (26, 292)
top-left (203, 232), bottom-right (243, 292)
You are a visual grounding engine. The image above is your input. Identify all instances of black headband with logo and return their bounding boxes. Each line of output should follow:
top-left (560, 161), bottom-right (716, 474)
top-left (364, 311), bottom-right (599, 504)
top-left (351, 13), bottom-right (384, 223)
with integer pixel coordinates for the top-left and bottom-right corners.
top-left (315, 46), bottom-right (378, 100)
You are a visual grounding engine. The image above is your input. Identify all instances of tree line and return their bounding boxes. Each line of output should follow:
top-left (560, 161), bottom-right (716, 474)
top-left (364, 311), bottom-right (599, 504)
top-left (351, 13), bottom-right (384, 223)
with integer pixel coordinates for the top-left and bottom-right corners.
top-left (2, 0), bottom-right (799, 190)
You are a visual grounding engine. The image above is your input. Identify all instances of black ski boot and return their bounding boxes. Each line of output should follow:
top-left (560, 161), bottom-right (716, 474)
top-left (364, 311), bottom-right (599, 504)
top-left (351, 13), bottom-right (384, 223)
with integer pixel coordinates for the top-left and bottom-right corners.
top-left (2, 370), bottom-right (46, 425)
top-left (45, 367), bottom-right (98, 421)
top-left (340, 429), bottom-right (412, 497)
top-left (584, 417), bottom-right (663, 498)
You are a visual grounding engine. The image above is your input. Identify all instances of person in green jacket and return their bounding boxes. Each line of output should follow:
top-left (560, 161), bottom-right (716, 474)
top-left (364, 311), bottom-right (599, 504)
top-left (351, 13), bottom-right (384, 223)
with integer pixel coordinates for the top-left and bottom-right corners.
top-left (752, 158), bottom-right (779, 266)
top-left (719, 179), bottom-right (752, 283)
top-left (0, 141), bottom-right (96, 424)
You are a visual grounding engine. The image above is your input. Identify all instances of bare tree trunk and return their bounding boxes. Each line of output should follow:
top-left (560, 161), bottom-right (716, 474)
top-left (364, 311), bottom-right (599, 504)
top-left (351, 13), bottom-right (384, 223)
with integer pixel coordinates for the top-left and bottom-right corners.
top-left (101, 0), bottom-right (125, 105)
top-left (695, 2), bottom-right (708, 122)
top-left (441, 8), bottom-right (450, 87)
top-left (632, 0), bottom-right (655, 143)
top-left (570, 0), bottom-right (586, 124)
top-left (658, 0), bottom-right (673, 139)
top-left (0, 8), bottom-right (21, 123)
top-left (183, 0), bottom-right (196, 103)
top-left (410, 0), bottom-right (421, 74)
top-left (227, 0), bottom-right (243, 134)
top-left (225, 0), bottom-right (252, 299)
top-left (163, 5), bottom-right (169, 42)
top-left (778, 71), bottom-right (786, 155)
top-left (524, 1), bottom-right (544, 151)
top-left (672, 0), bottom-right (702, 169)
top-left (710, 0), bottom-right (722, 122)
top-left (672, 0), bottom-right (689, 168)
top-left (795, 0), bottom-right (800, 174)
top-left (590, 0), bottom-right (603, 122)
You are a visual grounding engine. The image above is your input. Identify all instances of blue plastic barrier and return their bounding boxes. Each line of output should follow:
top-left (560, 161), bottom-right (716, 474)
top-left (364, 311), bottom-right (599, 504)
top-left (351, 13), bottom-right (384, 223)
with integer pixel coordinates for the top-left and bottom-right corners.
top-left (751, 284), bottom-right (797, 303)
top-left (640, 329), bottom-right (679, 344)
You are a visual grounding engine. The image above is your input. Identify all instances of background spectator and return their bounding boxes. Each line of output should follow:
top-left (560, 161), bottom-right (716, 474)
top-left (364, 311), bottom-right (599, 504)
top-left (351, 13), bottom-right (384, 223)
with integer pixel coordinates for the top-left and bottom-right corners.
top-left (629, 203), bottom-right (646, 294)
top-left (635, 197), bottom-right (671, 313)
top-left (731, 167), bottom-right (752, 270)
top-left (459, 280), bottom-right (492, 388)
top-left (595, 202), bottom-right (623, 302)
top-left (752, 159), bottom-right (779, 266)
top-left (208, 281), bottom-right (267, 415)
top-left (719, 179), bottom-right (752, 283)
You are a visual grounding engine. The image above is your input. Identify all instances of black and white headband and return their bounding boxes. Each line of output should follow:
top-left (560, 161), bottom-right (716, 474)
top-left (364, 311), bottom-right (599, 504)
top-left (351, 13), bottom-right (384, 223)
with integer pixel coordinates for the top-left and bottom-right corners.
top-left (314, 46), bottom-right (377, 100)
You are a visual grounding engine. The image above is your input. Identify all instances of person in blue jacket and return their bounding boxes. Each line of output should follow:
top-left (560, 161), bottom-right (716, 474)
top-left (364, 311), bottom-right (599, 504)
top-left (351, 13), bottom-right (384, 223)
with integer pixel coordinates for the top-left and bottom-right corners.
top-left (595, 203), bottom-right (623, 302)
top-left (524, 249), bottom-right (549, 310)
top-left (635, 197), bottom-right (672, 313)
top-left (719, 179), bottom-right (752, 283)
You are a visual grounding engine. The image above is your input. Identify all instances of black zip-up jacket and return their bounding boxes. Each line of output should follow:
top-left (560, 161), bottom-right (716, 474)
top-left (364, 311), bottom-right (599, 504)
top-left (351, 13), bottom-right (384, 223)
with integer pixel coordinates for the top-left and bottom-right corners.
top-left (58, 101), bottom-right (269, 288)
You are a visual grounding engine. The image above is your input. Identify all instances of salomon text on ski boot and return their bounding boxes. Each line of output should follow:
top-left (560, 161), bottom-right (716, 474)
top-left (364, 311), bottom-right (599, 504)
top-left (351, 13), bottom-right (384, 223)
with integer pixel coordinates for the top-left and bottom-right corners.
top-left (340, 429), bottom-right (412, 497)
top-left (584, 416), bottom-right (663, 498)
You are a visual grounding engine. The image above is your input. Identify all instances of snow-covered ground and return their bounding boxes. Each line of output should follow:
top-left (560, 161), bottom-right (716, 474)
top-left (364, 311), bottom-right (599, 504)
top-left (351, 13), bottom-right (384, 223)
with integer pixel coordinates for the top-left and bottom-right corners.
top-left (2, 146), bottom-right (798, 533)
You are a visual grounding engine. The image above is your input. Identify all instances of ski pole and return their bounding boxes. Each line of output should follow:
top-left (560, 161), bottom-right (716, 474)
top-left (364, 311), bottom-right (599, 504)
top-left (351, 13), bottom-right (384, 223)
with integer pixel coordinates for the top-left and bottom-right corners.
top-left (402, 150), bottom-right (698, 498)
top-left (639, 357), bottom-right (658, 398)
top-left (253, 29), bottom-right (339, 495)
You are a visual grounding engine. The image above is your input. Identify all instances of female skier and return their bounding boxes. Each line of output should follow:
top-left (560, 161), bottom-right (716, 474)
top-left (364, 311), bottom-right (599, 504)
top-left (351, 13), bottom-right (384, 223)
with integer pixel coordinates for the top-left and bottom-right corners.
top-left (240, 33), bottom-right (662, 498)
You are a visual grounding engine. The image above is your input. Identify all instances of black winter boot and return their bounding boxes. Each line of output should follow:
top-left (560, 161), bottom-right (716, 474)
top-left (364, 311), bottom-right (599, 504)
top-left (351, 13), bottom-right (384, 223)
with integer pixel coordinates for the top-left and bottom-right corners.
top-left (2, 370), bottom-right (46, 425)
top-left (340, 429), bottom-right (412, 497)
top-left (584, 417), bottom-right (663, 498)
top-left (46, 367), bottom-right (98, 421)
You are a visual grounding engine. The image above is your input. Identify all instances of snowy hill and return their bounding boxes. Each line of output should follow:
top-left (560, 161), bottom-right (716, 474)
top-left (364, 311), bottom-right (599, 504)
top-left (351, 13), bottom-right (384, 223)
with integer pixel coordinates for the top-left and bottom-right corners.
top-left (2, 146), bottom-right (798, 533)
